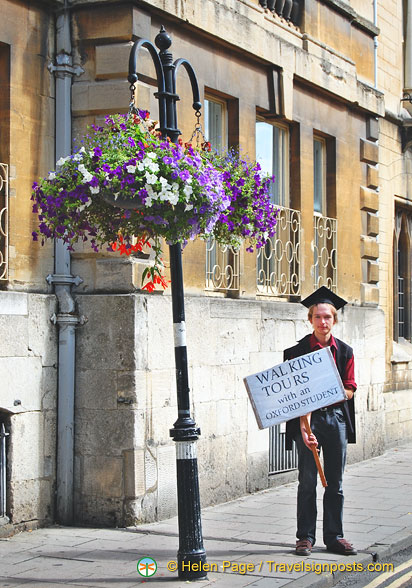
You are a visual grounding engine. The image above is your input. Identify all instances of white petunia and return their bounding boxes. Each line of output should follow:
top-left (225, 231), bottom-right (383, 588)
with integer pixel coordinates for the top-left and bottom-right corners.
top-left (185, 203), bottom-right (193, 211)
top-left (78, 164), bottom-right (93, 183)
top-left (90, 185), bottom-right (100, 194)
top-left (147, 152), bottom-right (157, 160)
top-left (126, 165), bottom-right (136, 174)
top-left (183, 184), bottom-right (193, 198)
top-left (48, 172), bottom-right (56, 180)
top-left (56, 156), bottom-right (70, 166)
top-left (159, 177), bottom-right (171, 189)
top-left (145, 171), bottom-right (157, 185)
top-left (147, 161), bottom-right (159, 173)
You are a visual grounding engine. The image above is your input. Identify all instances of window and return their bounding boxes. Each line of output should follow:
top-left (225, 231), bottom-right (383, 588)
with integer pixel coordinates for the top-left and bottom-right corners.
top-left (313, 137), bottom-right (326, 214)
top-left (204, 98), bottom-right (227, 152)
top-left (204, 96), bottom-right (239, 292)
top-left (394, 208), bottom-right (412, 341)
top-left (255, 119), bottom-right (301, 297)
top-left (312, 135), bottom-right (337, 290)
top-left (256, 120), bottom-right (289, 206)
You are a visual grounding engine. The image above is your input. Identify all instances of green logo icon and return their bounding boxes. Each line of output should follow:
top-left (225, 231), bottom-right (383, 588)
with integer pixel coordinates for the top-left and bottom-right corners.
top-left (137, 557), bottom-right (157, 577)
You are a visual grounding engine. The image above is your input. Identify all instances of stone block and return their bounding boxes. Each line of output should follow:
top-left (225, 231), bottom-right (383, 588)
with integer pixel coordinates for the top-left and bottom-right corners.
top-left (124, 449), bottom-right (145, 497)
top-left (73, 4), bottom-right (149, 42)
top-left (247, 403), bottom-right (269, 454)
top-left (75, 295), bottom-right (139, 371)
top-left (366, 165), bottom-right (379, 189)
top-left (360, 236), bottom-right (379, 260)
top-left (76, 368), bottom-right (118, 410)
top-left (157, 445), bottom-right (177, 520)
top-left (146, 296), bottom-right (175, 371)
top-left (9, 412), bottom-right (45, 481)
top-left (74, 494), bottom-right (124, 527)
top-left (209, 298), bottom-right (261, 319)
top-left (360, 186), bottom-right (379, 212)
top-left (247, 450), bottom-right (270, 493)
top-left (96, 42), bottom-right (154, 81)
top-left (75, 408), bottom-right (135, 456)
top-left (28, 295), bottom-right (58, 367)
top-left (366, 212), bottom-right (379, 237)
top-left (148, 405), bottom-right (177, 445)
top-left (148, 369), bottom-right (176, 410)
top-left (366, 117), bottom-right (379, 141)
top-left (9, 479), bottom-right (54, 524)
top-left (72, 79), bottom-right (130, 116)
top-left (0, 357), bottom-right (43, 412)
top-left (82, 455), bottom-right (123, 497)
top-left (360, 139), bottom-right (379, 165)
top-left (0, 291), bottom-right (27, 315)
top-left (40, 367), bottom-right (57, 411)
top-left (367, 260), bottom-right (379, 284)
top-left (0, 315), bottom-right (28, 357)
top-left (361, 283), bottom-right (379, 306)
top-left (145, 448), bottom-right (157, 491)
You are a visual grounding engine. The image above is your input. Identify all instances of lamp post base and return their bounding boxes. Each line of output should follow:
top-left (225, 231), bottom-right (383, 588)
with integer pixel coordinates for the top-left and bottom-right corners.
top-left (172, 436), bottom-right (207, 580)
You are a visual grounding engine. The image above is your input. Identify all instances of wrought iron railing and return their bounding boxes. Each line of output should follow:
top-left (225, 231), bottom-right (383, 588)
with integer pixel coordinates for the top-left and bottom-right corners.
top-left (0, 422), bottom-right (9, 519)
top-left (257, 206), bottom-right (301, 297)
top-left (269, 423), bottom-right (298, 474)
top-left (0, 163), bottom-right (9, 282)
top-left (312, 213), bottom-right (337, 290)
top-left (258, 0), bottom-right (302, 27)
top-left (206, 239), bottom-right (240, 291)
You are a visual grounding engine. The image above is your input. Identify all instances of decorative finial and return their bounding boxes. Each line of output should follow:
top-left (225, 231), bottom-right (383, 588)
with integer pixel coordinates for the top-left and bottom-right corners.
top-left (155, 26), bottom-right (172, 52)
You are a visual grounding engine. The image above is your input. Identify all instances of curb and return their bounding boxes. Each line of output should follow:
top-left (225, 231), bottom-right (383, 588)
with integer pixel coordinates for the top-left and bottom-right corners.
top-left (286, 530), bottom-right (412, 587)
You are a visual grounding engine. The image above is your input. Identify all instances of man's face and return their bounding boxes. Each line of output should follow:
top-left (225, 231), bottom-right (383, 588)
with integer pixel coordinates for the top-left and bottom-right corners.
top-left (309, 303), bottom-right (336, 340)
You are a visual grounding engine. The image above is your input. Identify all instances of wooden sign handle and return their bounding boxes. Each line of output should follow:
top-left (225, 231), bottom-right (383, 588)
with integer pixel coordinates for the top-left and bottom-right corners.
top-left (301, 415), bottom-right (327, 488)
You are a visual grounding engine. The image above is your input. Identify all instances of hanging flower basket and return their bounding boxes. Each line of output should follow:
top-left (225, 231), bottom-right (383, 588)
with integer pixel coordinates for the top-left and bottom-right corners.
top-left (32, 110), bottom-right (278, 290)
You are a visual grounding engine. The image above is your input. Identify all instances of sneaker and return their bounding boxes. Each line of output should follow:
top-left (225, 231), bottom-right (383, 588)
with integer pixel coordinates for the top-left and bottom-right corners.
top-left (326, 538), bottom-right (357, 556)
top-left (296, 539), bottom-right (312, 556)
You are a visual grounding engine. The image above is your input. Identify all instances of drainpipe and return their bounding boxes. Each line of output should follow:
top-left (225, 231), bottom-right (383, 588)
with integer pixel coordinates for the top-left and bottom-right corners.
top-left (47, 1), bottom-right (84, 525)
top-left (373, 0), bottom-right (378, 89)
top-left (405, 0), bottom-right (412, 92)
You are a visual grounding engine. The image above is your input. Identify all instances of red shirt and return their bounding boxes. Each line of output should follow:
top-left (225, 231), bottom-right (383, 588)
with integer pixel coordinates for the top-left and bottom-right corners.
top-left (309, 333), bottom-right (357, 391)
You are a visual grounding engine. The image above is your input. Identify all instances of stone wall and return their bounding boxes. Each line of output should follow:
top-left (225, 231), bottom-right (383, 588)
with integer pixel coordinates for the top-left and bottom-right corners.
top-left (0, 292), bottom-right (57, 531)
top-left (74, 292), bottom-right (385, 525)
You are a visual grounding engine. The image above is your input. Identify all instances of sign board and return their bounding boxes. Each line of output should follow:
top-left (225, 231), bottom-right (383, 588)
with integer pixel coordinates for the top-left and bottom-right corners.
top-left (244, 347), bottom-right (346, 429)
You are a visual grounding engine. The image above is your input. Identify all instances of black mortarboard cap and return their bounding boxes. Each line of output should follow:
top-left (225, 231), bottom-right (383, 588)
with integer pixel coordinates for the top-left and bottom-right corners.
top-left (300, 286), bottom-right (347, 311)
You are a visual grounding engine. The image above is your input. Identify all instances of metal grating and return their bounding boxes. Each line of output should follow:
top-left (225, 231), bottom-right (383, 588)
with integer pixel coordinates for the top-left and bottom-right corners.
top-left (257, 206), bottom-right (301, 297)
top-left (312, 214), bottom-right (337, 290)
top-left (0, 163), bottom-right (9, 281)
top-left (206, 238), bottom-right (240, 291)
top-left (269, 423), bottom-right (298, 474)
top-left (0, 422), bottom-right (9, 519)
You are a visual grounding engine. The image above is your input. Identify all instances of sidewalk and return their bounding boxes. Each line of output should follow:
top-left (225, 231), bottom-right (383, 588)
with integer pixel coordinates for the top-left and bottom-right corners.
top-left (1, 444), bottom-right (412, 588)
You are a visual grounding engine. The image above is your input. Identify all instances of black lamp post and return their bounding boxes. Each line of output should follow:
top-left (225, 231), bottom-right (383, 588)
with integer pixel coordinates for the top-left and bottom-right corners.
top-left (128, 27), bottom-right (207, 580)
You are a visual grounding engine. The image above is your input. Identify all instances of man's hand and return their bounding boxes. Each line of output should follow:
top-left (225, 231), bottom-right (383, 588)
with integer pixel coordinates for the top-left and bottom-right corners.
top-left (300, 414), bottom-right (318, 450)
top-left (345, 387), bottom-right (354, 400)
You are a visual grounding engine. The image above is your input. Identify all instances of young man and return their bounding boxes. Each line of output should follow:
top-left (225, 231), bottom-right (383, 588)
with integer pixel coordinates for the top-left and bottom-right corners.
top-left (284, 286), bottom-right (357, 557)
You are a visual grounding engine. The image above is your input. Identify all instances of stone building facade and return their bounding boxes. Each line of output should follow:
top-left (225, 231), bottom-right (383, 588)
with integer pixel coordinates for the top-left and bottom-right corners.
top-left (0, 0), bottom-right (411, 531)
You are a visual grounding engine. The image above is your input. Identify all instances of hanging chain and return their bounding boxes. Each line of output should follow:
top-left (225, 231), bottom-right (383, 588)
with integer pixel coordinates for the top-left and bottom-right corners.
top-left (188, 110), bottom-right (211, 151)
top-left (128, 82), bottom-right (138, 118)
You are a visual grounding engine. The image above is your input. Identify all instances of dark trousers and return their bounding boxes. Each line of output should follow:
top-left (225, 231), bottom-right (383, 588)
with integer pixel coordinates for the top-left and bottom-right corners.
top-left (294, 407), bottom-right (347, 547)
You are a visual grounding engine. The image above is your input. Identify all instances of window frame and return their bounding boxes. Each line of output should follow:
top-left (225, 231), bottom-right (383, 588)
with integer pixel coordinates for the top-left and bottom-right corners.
top-left (255, 117), bottom-right (290, 208)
